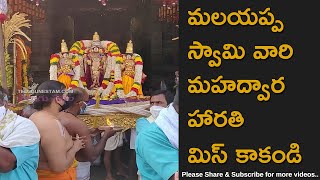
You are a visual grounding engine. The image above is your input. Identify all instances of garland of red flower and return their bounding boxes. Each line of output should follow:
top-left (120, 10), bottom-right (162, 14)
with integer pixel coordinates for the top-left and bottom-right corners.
top-left (70, 41), bottom-right (87, 87)
top-left (16, 41), bottom-right (23, 102)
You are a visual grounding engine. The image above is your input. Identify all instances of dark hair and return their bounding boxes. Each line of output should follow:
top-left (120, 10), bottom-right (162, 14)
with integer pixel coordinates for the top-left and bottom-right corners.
top-left (150, 89), bottom-right (174, 104)
top-left (67, 87), bottom-right (88, 106)
top-left (33, 80), bottom-right (66, 110)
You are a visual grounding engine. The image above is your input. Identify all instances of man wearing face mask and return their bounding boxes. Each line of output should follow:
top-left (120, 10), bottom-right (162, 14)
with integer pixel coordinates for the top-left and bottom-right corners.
top-left (129, 89), bottom-right (173, 179)
top-left (135, 87), bottom-right (179, 180)
top-left (30, 80), bottom-right (85, 180)
top-left (57, 87), bottom-right (121, 180)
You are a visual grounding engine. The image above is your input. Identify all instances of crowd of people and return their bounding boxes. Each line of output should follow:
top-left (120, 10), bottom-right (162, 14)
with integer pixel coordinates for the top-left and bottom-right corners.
top-left (0, 72), bottom-right (179, 180)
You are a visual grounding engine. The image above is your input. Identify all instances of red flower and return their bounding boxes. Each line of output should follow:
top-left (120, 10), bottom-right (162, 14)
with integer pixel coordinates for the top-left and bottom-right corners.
top-left (102, 83), bottom-right (107, 89)
top-left (50, 54), bottom-right (60, 59)
top-left (131, 87), bottom-right (139, 94)
top-left (80, 77), bottom-right (87, 82)
top-left (114, 80), bottom-right (122, 84)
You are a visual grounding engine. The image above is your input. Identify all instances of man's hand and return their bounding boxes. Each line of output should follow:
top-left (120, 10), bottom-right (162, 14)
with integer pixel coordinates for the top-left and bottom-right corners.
top-left (170, 172), bottom-right (179, 180)
top-left (72, 134), bottom-right (86, 151)
top-left (88, 128), bottom-right (100, 137)
top-left (98, 126), bottom-right (122, 138)
top-left (0, 146), bottom-right (16, 173)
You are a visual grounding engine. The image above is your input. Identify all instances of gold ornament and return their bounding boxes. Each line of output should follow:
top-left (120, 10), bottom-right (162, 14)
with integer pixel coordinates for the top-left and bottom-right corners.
top-left (92, 32), bottom-right (101, 47)
top-left (78, 113), bottom-right (144, 131)
top-left (126, 40), bottom-right (133, 54)
top-left (61, 39), bottom-right (68, 53)
top-left (93, 32), bottom-right (100, 41)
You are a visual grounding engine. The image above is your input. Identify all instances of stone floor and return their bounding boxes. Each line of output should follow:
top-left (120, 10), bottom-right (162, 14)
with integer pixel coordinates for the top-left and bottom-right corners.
top-left (89, 141), bottom-right (138, 180)
top-left (90, 160), bottom-right (138, 180)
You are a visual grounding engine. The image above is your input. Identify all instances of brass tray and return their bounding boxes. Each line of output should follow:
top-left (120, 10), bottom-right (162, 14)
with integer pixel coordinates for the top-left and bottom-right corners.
top-left (78, 113), bottom-right (144, 130)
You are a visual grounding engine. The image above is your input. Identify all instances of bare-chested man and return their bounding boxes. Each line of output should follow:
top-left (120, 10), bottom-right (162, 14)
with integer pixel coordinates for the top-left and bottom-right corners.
top-left (21, 104), bottom-right (38, 118)
top-left (57, 87), bottom-right (121, 180)
top-left (30, 80), bottom-right (85, 180)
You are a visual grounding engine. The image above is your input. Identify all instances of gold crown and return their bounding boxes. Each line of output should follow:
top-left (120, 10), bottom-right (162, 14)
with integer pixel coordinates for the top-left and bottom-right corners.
top-left (126, 40), bottom-right (133, 54)
top-left (61, 39), bottom-right (68, 53)
top-left (93, 32), bottom-right (100, 42)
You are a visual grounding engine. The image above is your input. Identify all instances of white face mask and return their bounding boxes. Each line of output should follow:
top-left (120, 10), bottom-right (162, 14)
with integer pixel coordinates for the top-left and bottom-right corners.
top-left (150, 106), bottom-right (165, 119)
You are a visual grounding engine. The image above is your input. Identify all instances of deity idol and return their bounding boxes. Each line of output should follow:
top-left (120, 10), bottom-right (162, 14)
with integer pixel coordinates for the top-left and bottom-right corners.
top-left (120, 40), bottom-right (146, 97)
top-left (49, 40), bottom-right (76, 88)
top-left (84, 32), bottom-right (107, 89)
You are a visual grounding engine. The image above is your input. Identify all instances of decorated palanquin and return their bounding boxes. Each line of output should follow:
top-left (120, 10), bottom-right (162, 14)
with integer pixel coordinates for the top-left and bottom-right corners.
top-left (49, 32), bottom-right (150, 129)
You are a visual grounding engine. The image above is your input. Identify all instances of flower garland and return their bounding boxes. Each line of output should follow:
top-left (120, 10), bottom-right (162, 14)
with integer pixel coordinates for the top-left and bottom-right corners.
top-left (70, 41), bottom-right (87, 87)
top-left (70, 41), bottom-right (86, 55)
top-left (70, 54), bottom-right (81, 88)
top-left (4, 52), bottom-right (13, 88)
top-left (107, 42), bottom-right (123, 94)
top-left (16, 43), bottom-right (23, 101)
top-left (50, 54), bottom-right (59, 65)
top-left (22, 59), bottom-right (28, 89)
top-left (100, 42), bottom-right (124, 98)
top-left (23, 46), bottom-right (31, 91)
top-left (49, 53), bottom-right (59, 81)
top-left (72, 54), bottom-right (80, 66)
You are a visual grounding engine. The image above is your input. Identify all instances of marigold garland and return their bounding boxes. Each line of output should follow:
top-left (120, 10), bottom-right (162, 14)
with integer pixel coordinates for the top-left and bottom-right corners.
top-left (72, 55), bottom-right (80, 66)
top-left (70, 41), bottom-right (85, 55)
top-left (16, 44), bottom-right (23, 101)
top-left (80, 77), bottom-right (87, 87)
top-left (50, 54), bottom-right (59, 65)
top-left (134, 55), bottom-right (143, 65)
top-left (4, 53), bottom-right (13, 88)
top-left (25, 46), bottom-right (31, 90)
top-left (70, 80), bottom-right (79, 88)
top-left (114, 80), bottom-right (123, 91)
top-left (22, 59), bottom-right (28, 88)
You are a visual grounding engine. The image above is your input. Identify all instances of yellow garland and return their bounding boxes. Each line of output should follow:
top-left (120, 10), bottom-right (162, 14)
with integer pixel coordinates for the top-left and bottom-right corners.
top-left (0, 53), bottom-right (14, 88)
top-left (71, 80), bottom-right (79, 87)
top-left (102, 79), bottom-right (109, 85)
top-left (135, 56), bottom-right (143, 63)
top-left (116, 56), bottom-right (123, 63)
top-left (115, 84), bottom-right (122, 88)
top-left (50, 57), bottom-right (59, 65)
top-left (132, 83), bottom-right (141, 89)
top-left (23, 63), bottom-right (28, 89)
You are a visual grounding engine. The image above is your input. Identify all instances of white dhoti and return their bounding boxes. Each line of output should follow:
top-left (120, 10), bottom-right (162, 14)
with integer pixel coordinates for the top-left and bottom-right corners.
top-left (76, 161), bottom-right (91, 180)
top-left (130, 128), bottom-right (136, 150)
top-left (104, 132), bottom-right (124, 151)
